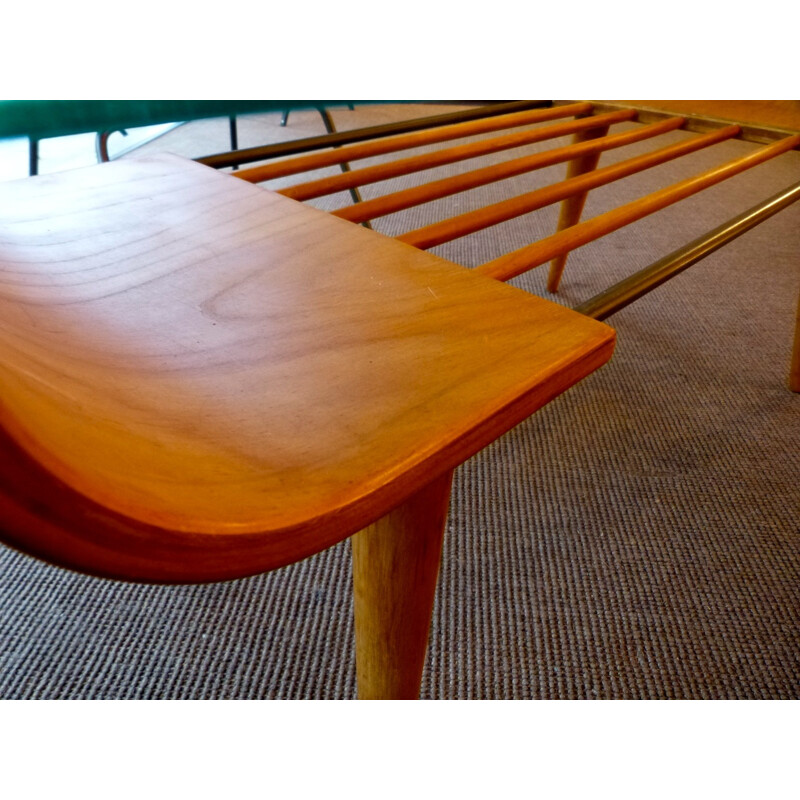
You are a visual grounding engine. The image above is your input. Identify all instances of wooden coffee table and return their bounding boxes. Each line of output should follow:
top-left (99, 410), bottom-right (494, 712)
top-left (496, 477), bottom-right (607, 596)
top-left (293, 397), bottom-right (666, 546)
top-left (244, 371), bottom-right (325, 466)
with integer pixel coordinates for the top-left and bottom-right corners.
top-left (0, 154), bottom-right (615, 698)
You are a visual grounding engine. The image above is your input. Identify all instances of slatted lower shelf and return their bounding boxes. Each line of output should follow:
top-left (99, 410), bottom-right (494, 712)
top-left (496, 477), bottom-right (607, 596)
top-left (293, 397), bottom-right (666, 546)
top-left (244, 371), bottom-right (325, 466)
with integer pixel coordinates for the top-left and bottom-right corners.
top-left (200, 101), bottom-right (800, 389)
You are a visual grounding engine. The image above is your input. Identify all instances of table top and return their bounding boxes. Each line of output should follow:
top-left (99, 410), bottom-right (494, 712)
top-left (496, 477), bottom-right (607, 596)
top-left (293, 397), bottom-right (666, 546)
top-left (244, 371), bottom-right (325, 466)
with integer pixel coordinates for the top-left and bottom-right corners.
top-left (0, 154), bottom-right (614, 581)
top-left (620, 100), bottom-right (800, 134)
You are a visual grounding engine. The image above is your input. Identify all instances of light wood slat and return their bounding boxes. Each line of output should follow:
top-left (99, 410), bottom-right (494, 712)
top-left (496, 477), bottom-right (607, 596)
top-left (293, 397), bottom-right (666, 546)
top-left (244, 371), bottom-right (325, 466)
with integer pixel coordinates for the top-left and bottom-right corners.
top-left (280, 109), bottom-right (637, 202)
top-left (396, 125), bottom-right (741, 251)
top-left (231, 103), bottom-right (593, 184)
top-left (333, 116), bottom-right (684, 224)
top-left (198, 102), bottom-right (556, 169)
top-left (476, 134), bottom-right (800, 285)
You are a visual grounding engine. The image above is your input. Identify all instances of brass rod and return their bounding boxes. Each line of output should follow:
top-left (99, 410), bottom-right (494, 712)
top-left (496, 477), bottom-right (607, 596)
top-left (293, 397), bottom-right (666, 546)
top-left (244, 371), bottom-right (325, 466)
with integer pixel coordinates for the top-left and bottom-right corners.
top-left (196, 101), bottom-right (555, 169)
top-left (574, 179), bottom-right (800, 321)
top-left (232, 103), bottom-right (592, 184)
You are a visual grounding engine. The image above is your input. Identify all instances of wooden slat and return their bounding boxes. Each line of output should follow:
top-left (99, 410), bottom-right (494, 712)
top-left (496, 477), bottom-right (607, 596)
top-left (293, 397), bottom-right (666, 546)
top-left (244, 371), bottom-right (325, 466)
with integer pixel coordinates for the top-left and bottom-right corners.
top-left (280, 109), bottom-right (637, 202)
top-left (476, 134), bottom-right (800, 285)
top-left (231, 103), bottom-right (594, 184)
top-left (574, 179), bottom-right (800, 322)
top-left (197, 101), bottom-right (554, 169)
top-left (397, 125), bottom-right (741, 251)
top-left (333, 116), bottom-right (684, 224)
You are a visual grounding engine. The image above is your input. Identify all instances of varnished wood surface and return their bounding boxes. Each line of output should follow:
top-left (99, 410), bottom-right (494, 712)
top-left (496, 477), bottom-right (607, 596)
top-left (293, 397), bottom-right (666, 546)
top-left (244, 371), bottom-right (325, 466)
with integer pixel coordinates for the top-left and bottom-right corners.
top-left (478, 134), bottom-right (800, 284)
top-left (332, 117), bottom-right (684, 225)
top-left (617, 101), bottom-right (800, 135)
top-left (397, 125), bottom-right (741, 251)
top-left (232, 103), bottom-right (593, 184)
top-left (352, 469), bottom-right (453, 699)
top-left (0, 154), bottom-right (615, 582)
top-left (559, 101), bottom-right (800, 145)
top-left (279, 109), bottom-right (637, 202)
top-left (547, 123), bottom-right (613, 292)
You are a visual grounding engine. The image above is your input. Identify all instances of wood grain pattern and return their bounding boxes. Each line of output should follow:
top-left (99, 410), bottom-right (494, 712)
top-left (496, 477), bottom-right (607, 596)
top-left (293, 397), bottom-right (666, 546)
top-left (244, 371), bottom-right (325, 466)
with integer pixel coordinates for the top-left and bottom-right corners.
top-left (232, 103), bottom-right (594, 185)
top-left (547, 124), bottom-right (612, 292)
top-left (603, 101), bottom-right (800, 139)
top-left (477, 133), bottom-right (800, 284)
top-left (396, 125), bottom-right (741, 251)
top-left (561, 101), bottom-right (800, 145)
top-left (332, 116), bottom-right (684, 225)
top-left (280, 109), bottom-right (637, 203)
top-left (351, 469), bottom-right (453, 699)
top-left (0, 154), bottom-right (615, 583)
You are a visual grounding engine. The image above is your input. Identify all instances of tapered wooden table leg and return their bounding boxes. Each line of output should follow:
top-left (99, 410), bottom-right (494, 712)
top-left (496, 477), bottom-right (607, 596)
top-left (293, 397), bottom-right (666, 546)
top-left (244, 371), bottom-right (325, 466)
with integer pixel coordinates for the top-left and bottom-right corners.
top-left (790, 287), bottom-right (800, 392)
top-left (547, 124), bottom-right (611, 293)
top-left (351, 469), bottom-right (454, 699)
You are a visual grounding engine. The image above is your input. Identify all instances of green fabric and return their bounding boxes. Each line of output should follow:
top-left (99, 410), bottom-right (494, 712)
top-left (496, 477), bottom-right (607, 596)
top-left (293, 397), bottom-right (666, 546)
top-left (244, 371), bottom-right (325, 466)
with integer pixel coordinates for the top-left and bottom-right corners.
top-left (0, 100), bottom-right (357, 140)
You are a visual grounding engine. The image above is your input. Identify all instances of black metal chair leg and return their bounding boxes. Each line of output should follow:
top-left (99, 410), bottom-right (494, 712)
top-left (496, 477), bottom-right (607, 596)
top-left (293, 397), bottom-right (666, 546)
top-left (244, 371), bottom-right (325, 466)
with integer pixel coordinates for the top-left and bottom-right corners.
top-left (95, 130), bottom-right (128, 163)
top-left (318, 108), bottom-right (371, 229)
top-left (96, 132), bottom-right (110, 163)
top-left (229, 116), bottom-right (239, 170)
top-left (282, 103), bottom-right (355, 128)
top-left (29, 138), bottom-right (38, 176)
